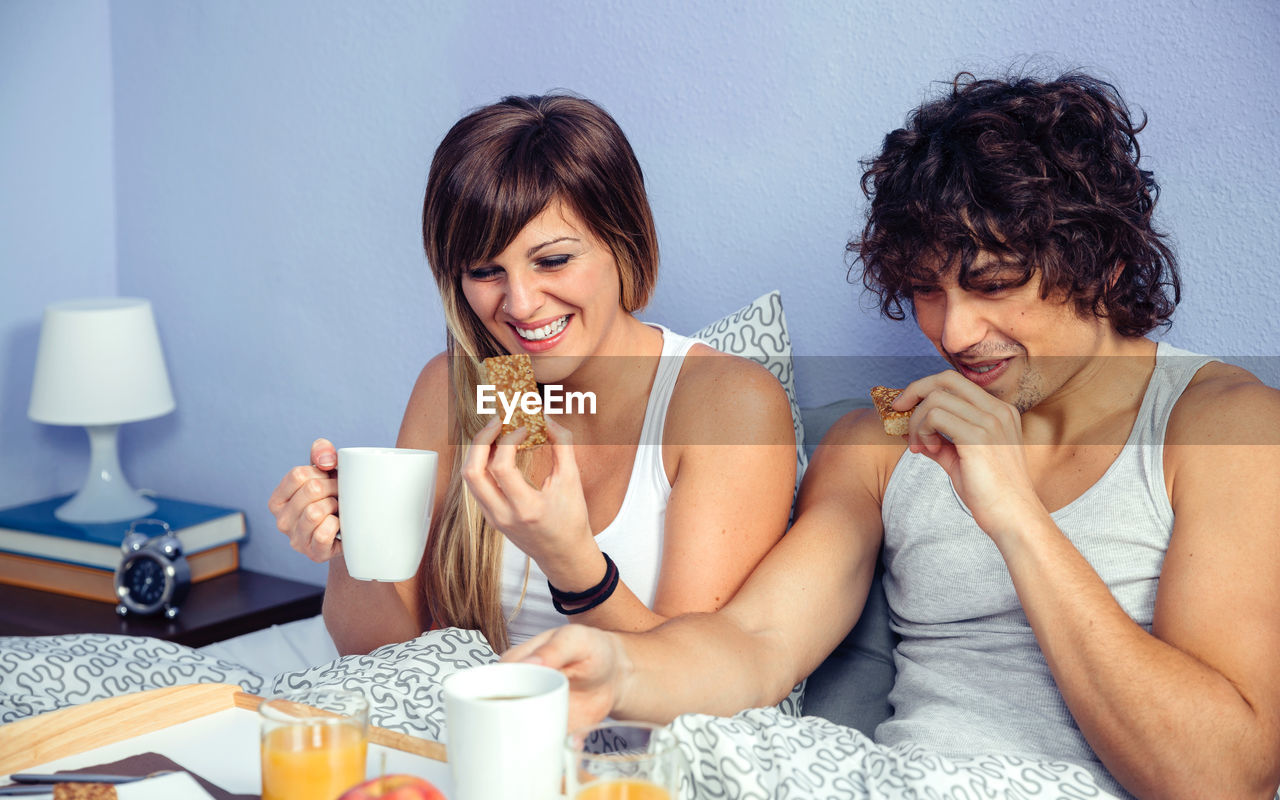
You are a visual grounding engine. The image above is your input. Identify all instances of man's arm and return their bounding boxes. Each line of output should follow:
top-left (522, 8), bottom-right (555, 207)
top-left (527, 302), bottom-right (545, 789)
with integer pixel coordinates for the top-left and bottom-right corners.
top-left (1024, 367), bottom-right (1280, 799)
top-left (506, 409), bottom-right (896, 729)
top-left (904, 365), bottom-right (1280, 799)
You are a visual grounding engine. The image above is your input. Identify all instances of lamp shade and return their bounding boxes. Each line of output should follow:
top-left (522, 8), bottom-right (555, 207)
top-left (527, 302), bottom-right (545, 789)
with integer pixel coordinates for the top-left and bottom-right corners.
top-left (28, 297), bottom-right (175, 426)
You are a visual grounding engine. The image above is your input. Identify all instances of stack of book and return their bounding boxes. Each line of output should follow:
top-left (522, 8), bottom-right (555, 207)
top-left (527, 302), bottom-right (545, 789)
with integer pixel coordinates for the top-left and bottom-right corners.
top-left (0, 495), bottom-right (246, 604)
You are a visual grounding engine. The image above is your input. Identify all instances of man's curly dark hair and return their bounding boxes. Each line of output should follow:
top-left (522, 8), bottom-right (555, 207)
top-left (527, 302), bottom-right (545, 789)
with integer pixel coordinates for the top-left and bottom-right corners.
top-left (851, 71), bottom-right (1180, 337)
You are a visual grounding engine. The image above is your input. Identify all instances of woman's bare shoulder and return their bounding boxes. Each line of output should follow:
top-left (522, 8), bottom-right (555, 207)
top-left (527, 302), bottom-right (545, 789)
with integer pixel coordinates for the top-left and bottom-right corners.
top-left (398, 351), bottom-right (453, 450)
top-left (664, 343), bottom-right (795, 445)
top-left (674, 342), bottom-right (788, 397)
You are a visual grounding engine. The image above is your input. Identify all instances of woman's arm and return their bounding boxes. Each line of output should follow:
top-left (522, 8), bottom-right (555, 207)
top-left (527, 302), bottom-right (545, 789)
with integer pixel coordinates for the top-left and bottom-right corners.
top-left (485, 349), bottom-right (797, 633)
top-left (271, 353), bottom-right (454, 656)
top-left (641, 348), bottom-right (797, 620)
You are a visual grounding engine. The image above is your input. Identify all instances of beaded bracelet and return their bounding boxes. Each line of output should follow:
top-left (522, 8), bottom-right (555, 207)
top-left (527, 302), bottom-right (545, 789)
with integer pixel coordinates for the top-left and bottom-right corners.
top-left (548, 552), bottom-right (619, 615)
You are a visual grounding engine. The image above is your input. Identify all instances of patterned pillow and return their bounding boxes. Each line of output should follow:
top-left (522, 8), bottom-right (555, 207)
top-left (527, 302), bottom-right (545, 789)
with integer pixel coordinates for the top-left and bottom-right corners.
top-left (690, 291), bottom-right (808, 481)
top-left (0, 634), bottom-right (265, 723)
top-left (271, 627), bottom-right (496, 741)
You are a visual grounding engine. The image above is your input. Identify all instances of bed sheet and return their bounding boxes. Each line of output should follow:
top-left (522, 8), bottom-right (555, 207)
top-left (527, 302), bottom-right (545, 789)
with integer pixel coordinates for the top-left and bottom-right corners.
top-left (195, 613), bottom-right (338, 680)
top-left (8, 628), bottom-right (1253, 799)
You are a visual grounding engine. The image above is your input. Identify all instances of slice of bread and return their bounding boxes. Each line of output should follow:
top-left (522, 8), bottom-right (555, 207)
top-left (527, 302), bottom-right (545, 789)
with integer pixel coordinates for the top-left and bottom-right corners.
top-left (482, 354), bottom-right (548, 450)
top-left (870, 385), bottom-right (913, 437)
top-left (53, 785), bottom-right (118, 800)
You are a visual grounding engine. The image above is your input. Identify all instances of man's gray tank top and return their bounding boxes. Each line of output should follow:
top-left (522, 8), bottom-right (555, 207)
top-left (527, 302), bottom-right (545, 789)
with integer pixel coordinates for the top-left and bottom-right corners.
top-left (877, 343), bottom-right (1216, 798)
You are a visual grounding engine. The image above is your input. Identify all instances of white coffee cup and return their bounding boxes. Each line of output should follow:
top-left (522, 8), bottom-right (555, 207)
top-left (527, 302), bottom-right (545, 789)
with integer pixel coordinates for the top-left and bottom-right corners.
top-left (443, 662), bottom-right (569, 800)
top-left (336, 447), bottom-right (437, 582)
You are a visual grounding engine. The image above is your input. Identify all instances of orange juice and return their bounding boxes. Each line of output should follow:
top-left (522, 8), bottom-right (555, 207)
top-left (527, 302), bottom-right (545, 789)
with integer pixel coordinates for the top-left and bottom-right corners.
top-left (261, 720), bottom-right (367, 800)
top-left (575, 779), bottom-right (672, 800)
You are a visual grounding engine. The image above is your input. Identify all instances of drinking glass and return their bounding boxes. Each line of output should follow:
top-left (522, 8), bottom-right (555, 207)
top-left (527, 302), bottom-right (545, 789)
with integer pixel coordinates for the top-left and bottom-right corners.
top-left (259, 688), bottom-right (369, 800)
top-left (565, 721), bottom-right (684, 800)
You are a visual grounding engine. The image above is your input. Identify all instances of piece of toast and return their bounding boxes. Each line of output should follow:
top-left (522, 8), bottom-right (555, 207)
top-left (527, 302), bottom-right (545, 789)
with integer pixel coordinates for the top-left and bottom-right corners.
top-left (53, 785), bottom-right (117, 800)
top-left (870, 385), bottom-right (913, 437)
top-left (482, 354), bottom-right (547, 450)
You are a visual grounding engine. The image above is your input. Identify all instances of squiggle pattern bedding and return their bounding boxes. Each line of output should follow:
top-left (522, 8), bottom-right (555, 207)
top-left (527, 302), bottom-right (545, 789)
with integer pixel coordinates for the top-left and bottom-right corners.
top-left (0, 629), bottom-right (494, 736)
top-left (667, 708), bottom-right (1123, 800)
top-left (268, 630), bottom-right (802, 742)
top-left (271, 627), bottom-right (497, 741)
top-left (7, 632), bottom-right (1257, 799)
top-left (0, 634), bottom-right (265, 723)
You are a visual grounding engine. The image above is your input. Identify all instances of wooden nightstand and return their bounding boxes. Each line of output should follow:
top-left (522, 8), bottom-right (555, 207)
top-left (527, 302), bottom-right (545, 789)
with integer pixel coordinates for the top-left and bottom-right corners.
top-left (0, 569), bottom-right (324, 648)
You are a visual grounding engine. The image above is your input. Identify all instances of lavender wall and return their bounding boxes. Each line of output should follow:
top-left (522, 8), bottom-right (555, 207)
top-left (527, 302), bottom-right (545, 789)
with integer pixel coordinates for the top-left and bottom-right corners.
top-left (3, 0), bottom-right (1277, 583)
top-left (1, 0), bottom-right (116, 507)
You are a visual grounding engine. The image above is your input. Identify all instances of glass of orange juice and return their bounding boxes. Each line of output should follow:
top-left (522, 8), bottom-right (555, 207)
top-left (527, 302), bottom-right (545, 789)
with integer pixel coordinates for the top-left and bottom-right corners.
top-left (565, 721), bottom-right (684, 800)
top-left (259, 688), bottom-right (369, 800)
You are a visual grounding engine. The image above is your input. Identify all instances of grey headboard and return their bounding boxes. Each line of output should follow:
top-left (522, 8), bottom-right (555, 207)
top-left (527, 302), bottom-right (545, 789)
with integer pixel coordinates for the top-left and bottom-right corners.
top-left (797, 398), bottom-right (897, 737)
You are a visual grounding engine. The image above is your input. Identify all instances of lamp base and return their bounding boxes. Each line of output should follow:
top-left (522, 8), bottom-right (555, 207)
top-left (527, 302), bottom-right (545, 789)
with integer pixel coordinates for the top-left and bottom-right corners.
top-left (54, 424), bottom-right (158, 524)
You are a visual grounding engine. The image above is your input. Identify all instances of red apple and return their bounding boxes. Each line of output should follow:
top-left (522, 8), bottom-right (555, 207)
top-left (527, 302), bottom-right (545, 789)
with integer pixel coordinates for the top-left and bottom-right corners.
top-left (338, 774), bottom-right (446, 800)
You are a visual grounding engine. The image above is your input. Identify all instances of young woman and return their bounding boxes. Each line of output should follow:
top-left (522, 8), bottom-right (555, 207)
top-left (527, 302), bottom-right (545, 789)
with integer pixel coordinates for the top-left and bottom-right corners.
top-left (268, 94), bottom-right (796, 655)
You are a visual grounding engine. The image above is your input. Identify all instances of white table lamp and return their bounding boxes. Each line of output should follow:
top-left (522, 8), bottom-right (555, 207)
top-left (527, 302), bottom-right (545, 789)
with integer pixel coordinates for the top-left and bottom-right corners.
top-left (28, 298), bottom-right (176, 523)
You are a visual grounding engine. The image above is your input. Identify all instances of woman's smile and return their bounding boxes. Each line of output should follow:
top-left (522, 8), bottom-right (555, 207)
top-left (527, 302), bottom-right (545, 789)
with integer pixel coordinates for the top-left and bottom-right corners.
top-left (511, 314), bottom-right (573, 351)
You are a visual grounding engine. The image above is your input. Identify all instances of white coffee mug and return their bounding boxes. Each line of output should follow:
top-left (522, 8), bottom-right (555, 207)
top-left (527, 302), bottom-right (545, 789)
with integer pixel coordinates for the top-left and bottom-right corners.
top-left (444, 662), bottom-right (569, 800)
top-left (336, 447), bottom-right (437, 581)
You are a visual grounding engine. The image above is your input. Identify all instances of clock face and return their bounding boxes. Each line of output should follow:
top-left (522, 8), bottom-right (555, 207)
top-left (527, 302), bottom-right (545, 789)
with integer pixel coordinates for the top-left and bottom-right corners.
top-left (123, 553), bottom-right (169, 609)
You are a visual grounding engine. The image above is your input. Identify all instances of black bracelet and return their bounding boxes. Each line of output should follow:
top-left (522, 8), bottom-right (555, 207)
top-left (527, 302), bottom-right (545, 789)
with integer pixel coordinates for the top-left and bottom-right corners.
top-left (548, 552), bottom-right (619, 615)
top-left (548, 552), bottom-right (615, 602)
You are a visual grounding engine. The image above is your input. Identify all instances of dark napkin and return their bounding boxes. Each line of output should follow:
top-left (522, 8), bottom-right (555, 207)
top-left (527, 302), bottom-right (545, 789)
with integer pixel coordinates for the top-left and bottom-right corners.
top-left (2, 753), bottom-right (257, 800)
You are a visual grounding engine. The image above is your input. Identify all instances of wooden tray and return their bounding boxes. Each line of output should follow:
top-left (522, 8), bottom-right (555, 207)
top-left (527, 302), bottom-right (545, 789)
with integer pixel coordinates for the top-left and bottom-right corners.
top-left (0, 683), bottom-right (447, 783)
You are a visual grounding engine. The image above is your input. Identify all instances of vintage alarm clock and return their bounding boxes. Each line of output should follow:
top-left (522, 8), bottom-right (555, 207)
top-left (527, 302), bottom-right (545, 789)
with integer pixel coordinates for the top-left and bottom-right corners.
top-left (114, 519), bottom-right (191, 619)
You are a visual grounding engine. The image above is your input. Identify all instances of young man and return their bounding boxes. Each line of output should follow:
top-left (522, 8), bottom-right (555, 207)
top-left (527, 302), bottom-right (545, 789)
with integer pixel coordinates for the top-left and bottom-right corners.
top-left (507, 73), bottom-right (1280, 798)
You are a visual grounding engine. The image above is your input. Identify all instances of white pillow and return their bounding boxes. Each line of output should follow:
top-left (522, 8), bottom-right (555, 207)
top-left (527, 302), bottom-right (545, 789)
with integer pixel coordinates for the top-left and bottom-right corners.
top-left (691, 290), bottom-right (808, 481)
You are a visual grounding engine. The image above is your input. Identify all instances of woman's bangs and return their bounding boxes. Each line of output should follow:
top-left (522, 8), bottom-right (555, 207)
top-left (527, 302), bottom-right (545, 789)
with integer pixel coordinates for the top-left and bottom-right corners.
top-left (444, 160), bottom-right (559, 277)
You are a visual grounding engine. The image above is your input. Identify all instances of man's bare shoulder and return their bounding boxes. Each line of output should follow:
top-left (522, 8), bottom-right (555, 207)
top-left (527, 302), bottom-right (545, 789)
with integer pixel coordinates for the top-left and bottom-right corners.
top-left (799, 406), bottom-right (909, 506)
top-left (822, 405), bottom-right (914, 447)
top-left (1167, 361), bottom-right (1280, 447)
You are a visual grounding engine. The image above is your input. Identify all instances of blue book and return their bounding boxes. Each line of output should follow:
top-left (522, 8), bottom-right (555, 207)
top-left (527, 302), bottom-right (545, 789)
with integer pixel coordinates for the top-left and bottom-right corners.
top-left (0, 495), bottom-right (246, 570)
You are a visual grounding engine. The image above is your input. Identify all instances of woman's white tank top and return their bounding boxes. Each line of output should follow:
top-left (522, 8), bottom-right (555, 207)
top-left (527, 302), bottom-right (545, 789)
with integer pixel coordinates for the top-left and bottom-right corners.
top-left (500, 326), bottom-right (699, 646)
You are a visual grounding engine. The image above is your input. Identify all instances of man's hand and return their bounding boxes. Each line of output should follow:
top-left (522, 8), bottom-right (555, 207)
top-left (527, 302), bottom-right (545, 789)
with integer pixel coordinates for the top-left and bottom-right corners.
top-left (896, 370), bottom-right (1046, 544)
top-left (503, 625), bottom-right (627, 731)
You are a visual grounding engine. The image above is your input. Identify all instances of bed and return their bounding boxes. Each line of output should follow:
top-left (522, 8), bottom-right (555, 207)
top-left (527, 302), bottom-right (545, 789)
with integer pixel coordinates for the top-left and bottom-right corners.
top-left (6, 292), bottom-right (1260, 798)
top-left (0, 394), bottom-right (1150, 799)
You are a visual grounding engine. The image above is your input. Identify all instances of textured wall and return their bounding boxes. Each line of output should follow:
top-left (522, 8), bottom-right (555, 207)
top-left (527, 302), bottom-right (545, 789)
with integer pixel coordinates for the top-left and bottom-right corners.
top-left (0, 0), bottom-right (116, 504)
top-left (3, 0), bottom-right (1277, 583)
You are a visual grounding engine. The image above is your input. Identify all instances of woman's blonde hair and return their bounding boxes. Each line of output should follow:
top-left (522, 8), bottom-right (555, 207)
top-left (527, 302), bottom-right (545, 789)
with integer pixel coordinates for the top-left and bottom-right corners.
top-left (420, 93), bottom-right (658, 650)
